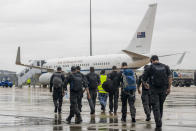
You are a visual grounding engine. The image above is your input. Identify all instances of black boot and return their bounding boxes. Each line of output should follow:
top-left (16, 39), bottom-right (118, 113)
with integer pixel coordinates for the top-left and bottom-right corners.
top-left (156, 120), bottom-right (162, 128)
top-left (146, 115), bottom-right (151, 121)
top-left (132, 118), bottom-right (136, 123)
top-left (75, 116), bottom-right (82, 124)
top-left (121, 115), bottom-right (126, 122)
top-left (66, 116), bottom-right (72, 124)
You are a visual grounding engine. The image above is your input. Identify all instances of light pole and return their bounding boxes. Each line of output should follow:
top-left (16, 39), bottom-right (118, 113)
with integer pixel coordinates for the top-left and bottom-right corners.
top-left (90, 0), bottom-right (92, 56)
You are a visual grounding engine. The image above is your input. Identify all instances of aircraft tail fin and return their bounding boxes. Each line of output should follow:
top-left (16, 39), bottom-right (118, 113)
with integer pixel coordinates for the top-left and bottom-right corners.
top-left (16, 46), bottom-right (21, 65)
top-left (124, 3), bottom-right (157, 54)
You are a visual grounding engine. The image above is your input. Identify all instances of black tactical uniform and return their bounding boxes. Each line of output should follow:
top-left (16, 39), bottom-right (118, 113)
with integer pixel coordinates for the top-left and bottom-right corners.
top-left (107, 70), bottom-right (121, 114)
top-left (137, 75), bottom-right (151, 121)
top-left (50, 72), bottom-right (65, 114)
top-left (65, 68), bottom-right (84, 124)
top-left (76, 71), bottom-right (88, 112)
top-left (86, 71), bottom-right (100, 114)
top-left (143, 62), bottom-right (171, 128)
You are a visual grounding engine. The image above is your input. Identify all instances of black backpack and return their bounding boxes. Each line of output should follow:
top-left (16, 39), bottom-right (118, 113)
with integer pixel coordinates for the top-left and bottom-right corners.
top-left (52, 73), bottom-right (63, 88)
top-left (88, 73), bottom-right (99, 89)
top-left (71, 73), bottom-right (83, 92)
top-left (151, 63), bottom-right (168, 87)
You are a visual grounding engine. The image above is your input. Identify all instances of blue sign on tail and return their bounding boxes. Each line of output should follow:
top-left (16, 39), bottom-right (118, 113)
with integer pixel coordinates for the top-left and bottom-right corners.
top-left (137, 32), bottom-right (145, 38)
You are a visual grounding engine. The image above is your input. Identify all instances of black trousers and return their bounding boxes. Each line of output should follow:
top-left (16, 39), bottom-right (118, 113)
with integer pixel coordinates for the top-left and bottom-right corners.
top-left (121, 89), bottom-right (136, 119)
top-left (150, 89), bottom-right (167, 127)
top-left (88, 89), bottom-right (97, 113)
top-left (68, 91), bottom-right (81, 118)
top-left (53, 88), bottom-right (63, 111)
top-left (109, 89), bottom-right (119, 113)
top-left (141, 90), bottom-right (151, 118)
top-left (77, 90), bottom-right (83, 112)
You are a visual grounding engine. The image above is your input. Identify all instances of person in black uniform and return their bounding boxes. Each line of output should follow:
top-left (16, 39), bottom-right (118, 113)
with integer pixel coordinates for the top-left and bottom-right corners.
top-left (86, 67), bottom-right (100, 114)
top-left (65, 66), bottom-right (83, 124)
top-left (137, 65), bottom-right (151, 121)
top-left (50, 67), bottom-right (65, 114)
top-left (76, 66), bottom-right (91, 112)
top-left (107, 66), bottom-right (121, 115)
top-left (143, 55), bottom-right (172, 129)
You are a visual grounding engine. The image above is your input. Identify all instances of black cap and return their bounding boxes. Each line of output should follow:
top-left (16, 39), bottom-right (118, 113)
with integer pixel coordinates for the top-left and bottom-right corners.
top-left (150, 55), bottom-right (159, 61)
top-left (100, 70), bottom-right (105, 74)
top-left (121, 62), bottom-right (127, 67)
top-left (71, 66), bottom-right (76, 72)
top-left (112, 66), bottom-right (117, 70)
top-left (90, 67), bottom-right (94, 72)
top-left (76, 66), bottom-right (81, 71)
top-left (57, 67), bottom-right (62, 71)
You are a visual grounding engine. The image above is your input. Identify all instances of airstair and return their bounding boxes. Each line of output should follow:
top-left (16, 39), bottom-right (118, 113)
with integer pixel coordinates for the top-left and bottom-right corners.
top-left (17, 60), bottom-right (46, 87)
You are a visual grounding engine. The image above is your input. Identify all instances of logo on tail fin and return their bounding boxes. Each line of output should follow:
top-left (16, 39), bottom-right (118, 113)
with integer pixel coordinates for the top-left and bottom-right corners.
top-left (137, 32), bottom-right (146, 38)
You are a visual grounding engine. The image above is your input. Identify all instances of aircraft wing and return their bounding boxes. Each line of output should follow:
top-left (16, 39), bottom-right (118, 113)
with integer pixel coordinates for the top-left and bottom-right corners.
top-left (158, 52), bottom-right (187, 65)
top-left (15, 46), bottom-right (54, 72)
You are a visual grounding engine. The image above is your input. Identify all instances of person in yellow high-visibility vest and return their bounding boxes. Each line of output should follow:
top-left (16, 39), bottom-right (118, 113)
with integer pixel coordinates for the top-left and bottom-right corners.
top-left (27, 78), bottom-right (31, 87)
top-left (98, 70), bottom-right (108, 113)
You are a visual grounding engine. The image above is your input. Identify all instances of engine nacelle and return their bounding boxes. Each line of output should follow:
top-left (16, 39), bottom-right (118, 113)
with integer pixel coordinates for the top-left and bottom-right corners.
top-left (39, 73), bottom-right (53, 85)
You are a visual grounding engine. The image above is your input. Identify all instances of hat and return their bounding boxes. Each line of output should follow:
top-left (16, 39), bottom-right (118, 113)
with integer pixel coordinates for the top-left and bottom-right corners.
top-left (57, 67), bottom-right (62, 71)
top-left (76, 66), bottom-right (81, 70)
top-left (121, 62), bottom-right (127, 67)
top-left (150, 55), bottom-right (159, 61)
top-left (71, 66), bottom-right (76, 72)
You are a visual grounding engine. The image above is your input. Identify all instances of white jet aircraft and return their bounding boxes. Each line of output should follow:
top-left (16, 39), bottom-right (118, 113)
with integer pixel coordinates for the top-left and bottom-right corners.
top-left (15, 4), bottom-right (185, 85)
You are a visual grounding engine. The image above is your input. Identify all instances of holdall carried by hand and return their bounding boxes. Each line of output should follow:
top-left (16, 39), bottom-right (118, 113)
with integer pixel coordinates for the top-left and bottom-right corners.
top-left (102, 80), bottom-right (113, 93)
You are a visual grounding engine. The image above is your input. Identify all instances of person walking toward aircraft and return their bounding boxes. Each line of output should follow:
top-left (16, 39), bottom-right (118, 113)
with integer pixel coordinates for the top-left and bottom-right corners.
top-left (26, 78), bottom-right (31, 87)
top-left (76, 66), bottom-right (91, 112)
top-left (86, 67), bottom-right (100, 114)
top-left (108, 66), bottom-right (122, 115)
top-left (121, 62), bottom-right (136, 123)
top-left (65, 66), bottom-right (84, 124)
top-left (98, 70), bottom-right (108, 113)
top-left (137, 65), bottom-right (152, 121)
top-left (142, 55), bottom-right (172, 129)
top-left (50, 67), bottom-right (65, 114)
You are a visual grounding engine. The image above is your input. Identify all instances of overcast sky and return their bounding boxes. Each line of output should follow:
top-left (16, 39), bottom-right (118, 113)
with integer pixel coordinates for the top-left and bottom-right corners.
top-left (0, 0), bottom-right (196, 73)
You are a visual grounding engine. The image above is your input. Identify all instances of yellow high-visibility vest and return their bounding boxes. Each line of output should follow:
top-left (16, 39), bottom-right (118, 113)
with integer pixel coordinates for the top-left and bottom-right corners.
top-left (27, 79), bottom-right (31, 84)
top-left (98, 74), bottom-right (107, 93)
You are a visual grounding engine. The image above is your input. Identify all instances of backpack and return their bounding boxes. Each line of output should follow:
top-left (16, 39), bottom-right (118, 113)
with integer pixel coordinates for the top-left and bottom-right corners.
top-left (88, 73), bottom-right (98, 89)
top-left (150, 63), bottom-right (168, 87)
top-left (122, 69), bottom-right (136, 91)
top-left (71, 73), bottom-right (83, 92)
top-left (102, 80), bottom-right (113, 93)
top-left (52, 73), bottom-right (63, 88)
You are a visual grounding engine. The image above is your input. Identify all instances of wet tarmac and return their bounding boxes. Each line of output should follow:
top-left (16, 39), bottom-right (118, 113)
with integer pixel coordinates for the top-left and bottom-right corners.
top-left (0, 86), bottom-right (196, 131)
